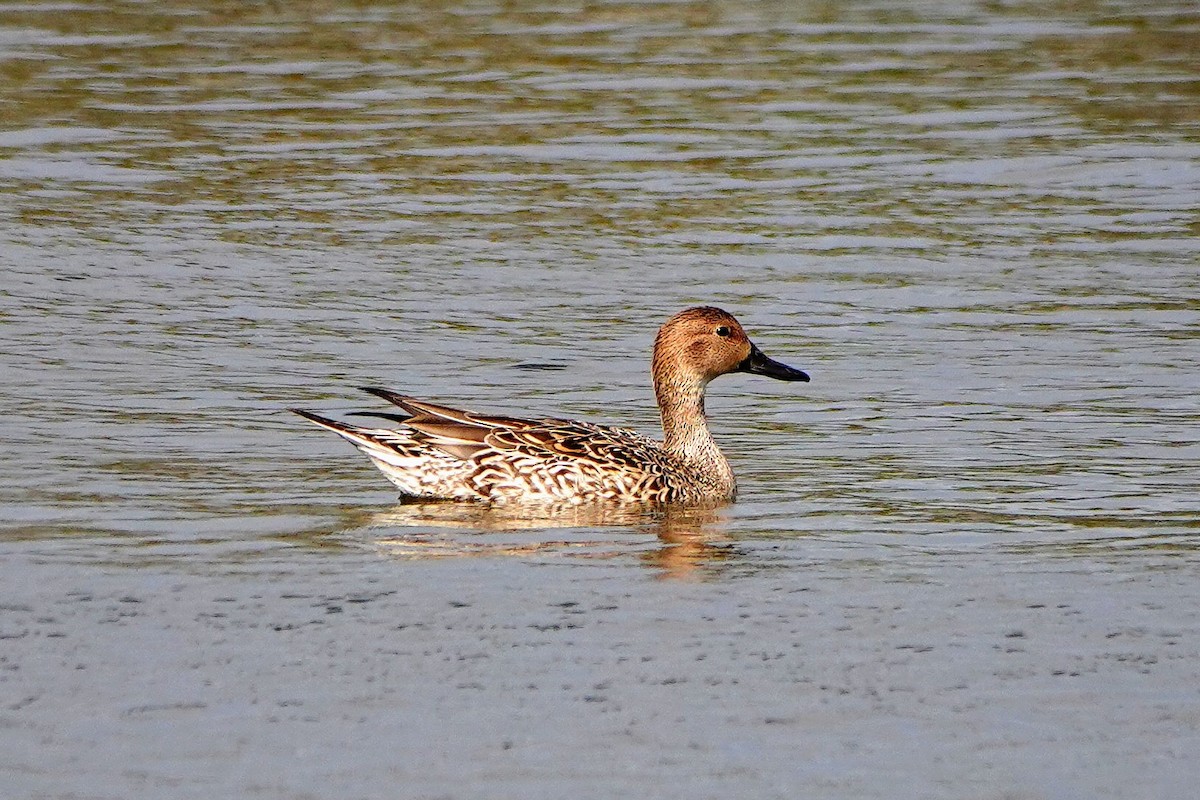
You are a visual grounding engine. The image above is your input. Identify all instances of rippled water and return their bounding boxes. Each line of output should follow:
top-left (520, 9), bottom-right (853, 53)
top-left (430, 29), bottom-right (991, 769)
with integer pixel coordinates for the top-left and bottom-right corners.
top-left (2, 1), bottom-right (1199, 797)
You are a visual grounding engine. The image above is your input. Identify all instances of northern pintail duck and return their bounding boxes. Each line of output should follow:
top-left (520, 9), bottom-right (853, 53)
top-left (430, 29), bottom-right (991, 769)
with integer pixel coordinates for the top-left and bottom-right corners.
top-left (292, 306), bottom-right (809, 504)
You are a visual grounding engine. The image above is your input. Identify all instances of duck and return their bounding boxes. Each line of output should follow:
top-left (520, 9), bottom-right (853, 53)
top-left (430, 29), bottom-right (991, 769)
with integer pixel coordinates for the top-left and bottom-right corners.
top-left (291, 306), bottom-right (809, 504)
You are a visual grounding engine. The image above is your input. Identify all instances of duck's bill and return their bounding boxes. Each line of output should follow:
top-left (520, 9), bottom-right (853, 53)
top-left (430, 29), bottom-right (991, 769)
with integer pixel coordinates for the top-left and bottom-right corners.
top-left (738, 344), bottom-right (810, 382)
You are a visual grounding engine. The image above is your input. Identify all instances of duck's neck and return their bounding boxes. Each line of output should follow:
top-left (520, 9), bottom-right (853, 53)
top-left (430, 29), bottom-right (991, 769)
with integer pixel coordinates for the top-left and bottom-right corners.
top-left (655, 376), bottom-right (735, 494)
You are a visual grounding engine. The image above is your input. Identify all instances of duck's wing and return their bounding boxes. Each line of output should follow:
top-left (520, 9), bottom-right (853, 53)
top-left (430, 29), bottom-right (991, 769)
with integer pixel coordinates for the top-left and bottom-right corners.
top-left (359, 386), bottom-right (558, 460)
top-left (362, 387), bottom-right (665, 468)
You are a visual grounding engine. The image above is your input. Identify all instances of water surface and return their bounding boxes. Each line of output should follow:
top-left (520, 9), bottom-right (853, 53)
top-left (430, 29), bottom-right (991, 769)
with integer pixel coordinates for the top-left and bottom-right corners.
top-left (2, 1), bottom-right (1198, 798)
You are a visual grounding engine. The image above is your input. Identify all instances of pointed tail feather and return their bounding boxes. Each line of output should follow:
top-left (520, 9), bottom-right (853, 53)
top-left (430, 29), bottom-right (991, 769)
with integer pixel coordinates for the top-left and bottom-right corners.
top-left (359, 386), bottom-right (531, 434)
top-left (290, 408), bottom-right (372, 441)
top-left (290, 408), bottom-right (412, 461)
top-left (347, 411), bottom-right (413, 425)
top-left (359, 387), bottom-right (420, 413)
top-left (291, 407), bottom-right (478, 500)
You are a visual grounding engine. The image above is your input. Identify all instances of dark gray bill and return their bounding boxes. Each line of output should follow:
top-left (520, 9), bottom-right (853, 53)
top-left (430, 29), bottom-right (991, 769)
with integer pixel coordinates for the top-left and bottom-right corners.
top-left (738, 343), bottom-right (810, 382)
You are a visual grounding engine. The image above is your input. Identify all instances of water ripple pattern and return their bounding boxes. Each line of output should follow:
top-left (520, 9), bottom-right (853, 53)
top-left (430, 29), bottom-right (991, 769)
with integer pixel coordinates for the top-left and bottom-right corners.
top-left (2, 0), bottom-right (1196, 547)
top-left (0, 2), bottom-right (1198, 797)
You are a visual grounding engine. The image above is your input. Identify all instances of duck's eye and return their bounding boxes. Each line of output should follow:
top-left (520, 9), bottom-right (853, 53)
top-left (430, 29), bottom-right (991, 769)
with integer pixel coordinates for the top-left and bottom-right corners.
top-left (715, 325), bottom-right (731, 338)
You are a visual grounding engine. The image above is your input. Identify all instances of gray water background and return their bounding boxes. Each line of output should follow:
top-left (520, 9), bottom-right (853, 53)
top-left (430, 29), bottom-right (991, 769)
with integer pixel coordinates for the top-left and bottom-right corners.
top-left (1, 1), bottom-right (1198, 798)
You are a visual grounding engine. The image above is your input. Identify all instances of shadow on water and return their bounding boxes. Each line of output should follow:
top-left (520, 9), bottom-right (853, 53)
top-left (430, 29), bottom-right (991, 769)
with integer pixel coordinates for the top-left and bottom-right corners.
top-left (321, 500), bottom-right (744, 579)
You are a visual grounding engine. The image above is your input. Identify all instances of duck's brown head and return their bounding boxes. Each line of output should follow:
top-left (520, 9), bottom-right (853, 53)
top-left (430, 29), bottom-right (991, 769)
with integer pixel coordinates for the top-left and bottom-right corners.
top-left (651, 306), bottom-right (810, 390)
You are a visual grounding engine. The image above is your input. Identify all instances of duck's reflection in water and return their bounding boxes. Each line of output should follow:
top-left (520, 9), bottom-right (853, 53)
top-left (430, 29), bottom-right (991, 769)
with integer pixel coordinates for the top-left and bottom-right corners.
top-left (640, 506), bottom-right (737, 579)
top-left (359, 500), bottom-right (737, 578)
